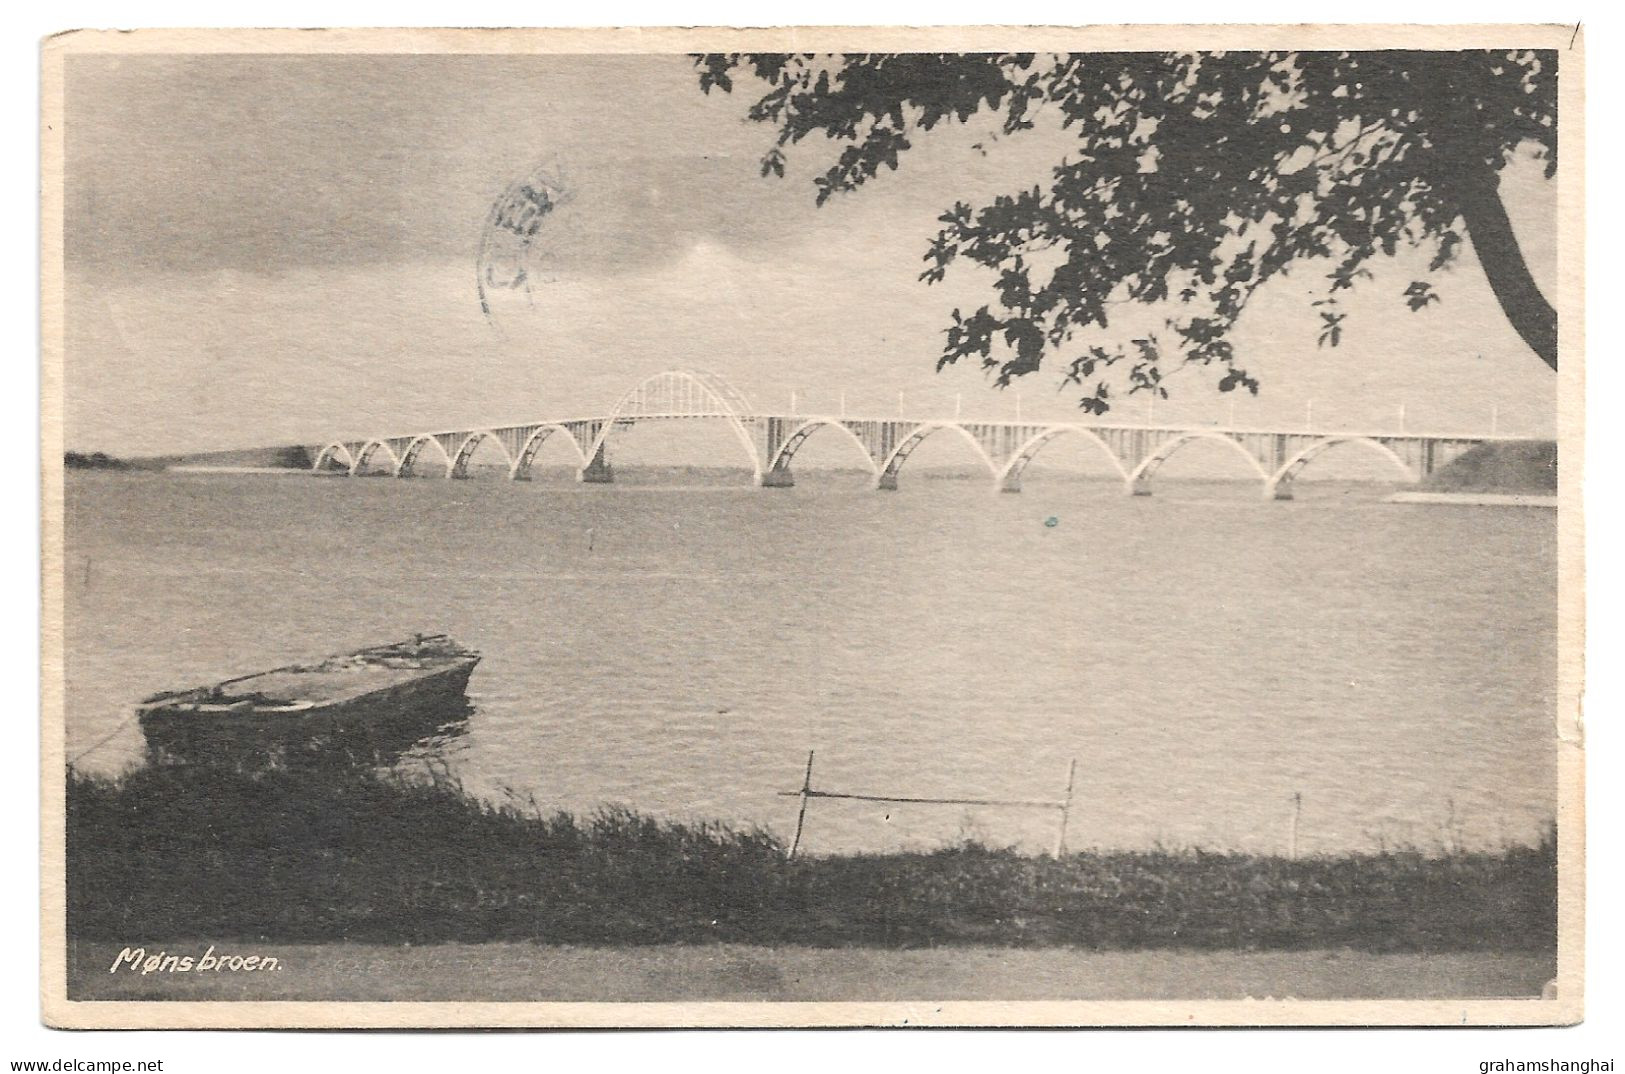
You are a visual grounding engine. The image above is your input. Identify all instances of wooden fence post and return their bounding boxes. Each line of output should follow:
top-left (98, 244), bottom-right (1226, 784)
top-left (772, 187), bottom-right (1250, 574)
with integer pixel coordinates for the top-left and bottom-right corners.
top-left (789, 750), bottom-right (815, 860)
top-left (1053, 758), bottom-right (1078, 857)
top-left (781, 752), bottom-right (1076, 858)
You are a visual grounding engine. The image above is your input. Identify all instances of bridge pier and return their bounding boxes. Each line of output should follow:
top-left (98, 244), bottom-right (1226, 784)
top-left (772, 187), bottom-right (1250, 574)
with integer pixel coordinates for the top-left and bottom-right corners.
top-left (998, 471), bottom-right (1022, 493)
top-left (1267, 479), bottom-right (1295, 501)
top-left (875, 471), bottom-right (899, 491)
top-left (1129, 476), bottom-right (1154, 496)
top-left (757, 466), bottom-right (795, 488)
top-left (576, 447), bottom-right (614, 485)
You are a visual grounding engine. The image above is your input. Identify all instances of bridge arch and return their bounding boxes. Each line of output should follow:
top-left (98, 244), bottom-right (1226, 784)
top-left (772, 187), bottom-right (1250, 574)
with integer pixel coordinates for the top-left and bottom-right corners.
top-left (449, 430), bottom-right (516, 479)
top-left (313, 442), bottom-right (357, 474)
top-left (1266, 435), bottom-right (1418, 498)
top-left (351, 439), bottom-right (402, 476)
top-left (765, 417), bottom-right (882, 478)
top-left (590, 368), bottom-right (762, 479)
top-left (997, 425), bottom-right (1133, 488)
top-left (396, 435), bottom-right (456, 479)
top-left (1127, 430), bottom-right (1273, 494)
top-left (511, 423), bottom-right (590, 480)
top-left (876, 421), bottom-right (1000, 490)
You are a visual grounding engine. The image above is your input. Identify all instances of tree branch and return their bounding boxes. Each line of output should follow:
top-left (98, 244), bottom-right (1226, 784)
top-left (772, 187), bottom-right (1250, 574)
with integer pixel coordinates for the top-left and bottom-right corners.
top-left (1446, 163), bottom-right (1558, 371)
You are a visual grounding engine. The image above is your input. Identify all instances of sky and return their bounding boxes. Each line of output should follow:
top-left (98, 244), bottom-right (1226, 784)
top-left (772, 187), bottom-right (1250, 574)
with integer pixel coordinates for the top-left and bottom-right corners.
top-left (62, 52), bottom-right (1561, 458)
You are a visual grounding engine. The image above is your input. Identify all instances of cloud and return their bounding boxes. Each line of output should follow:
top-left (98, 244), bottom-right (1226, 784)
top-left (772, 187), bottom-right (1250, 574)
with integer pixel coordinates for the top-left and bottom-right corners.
top-left (61, 53), bottom-right (1560, 455)
top-left (65, 53), bottom-right (848, 278)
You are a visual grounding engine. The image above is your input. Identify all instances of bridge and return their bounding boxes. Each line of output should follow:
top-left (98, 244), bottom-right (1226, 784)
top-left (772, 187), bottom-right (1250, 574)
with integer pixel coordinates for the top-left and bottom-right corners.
top-left (308, 368), bottom-right (1529, 500)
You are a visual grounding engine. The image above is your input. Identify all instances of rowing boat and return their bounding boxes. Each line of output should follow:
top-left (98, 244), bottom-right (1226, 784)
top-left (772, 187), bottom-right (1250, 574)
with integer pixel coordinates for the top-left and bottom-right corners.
top-left (136, 635), bottom-right (479, 762)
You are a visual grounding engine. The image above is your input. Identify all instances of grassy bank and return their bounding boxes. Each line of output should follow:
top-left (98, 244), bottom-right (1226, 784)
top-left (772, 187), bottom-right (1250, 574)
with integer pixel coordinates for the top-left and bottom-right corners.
top-left (1420, 440), bottom-right (1557, 493)
top-left (67, 765), bottom-right (1555, 952)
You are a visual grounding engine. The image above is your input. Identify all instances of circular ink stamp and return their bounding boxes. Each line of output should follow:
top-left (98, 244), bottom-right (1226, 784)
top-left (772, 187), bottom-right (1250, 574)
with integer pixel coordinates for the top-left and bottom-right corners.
top-left (476, 159), bottom-right (574, 331)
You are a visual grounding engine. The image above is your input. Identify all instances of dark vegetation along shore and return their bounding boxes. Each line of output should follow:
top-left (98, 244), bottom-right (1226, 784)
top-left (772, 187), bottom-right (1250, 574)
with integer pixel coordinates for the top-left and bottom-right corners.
top-left (65, 446), bottom-right (313, 471)
top-left (68, 764), bottom-right (1556, 953)
top-left (1419, 440), bottom-right (1557, 493)
top-left (64, 451), bottom-right (146, 471)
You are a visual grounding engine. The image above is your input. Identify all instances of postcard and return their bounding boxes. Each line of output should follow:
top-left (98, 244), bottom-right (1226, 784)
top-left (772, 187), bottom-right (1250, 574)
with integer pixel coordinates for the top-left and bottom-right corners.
top-left (40, 24), bottom-right (1583, 1028)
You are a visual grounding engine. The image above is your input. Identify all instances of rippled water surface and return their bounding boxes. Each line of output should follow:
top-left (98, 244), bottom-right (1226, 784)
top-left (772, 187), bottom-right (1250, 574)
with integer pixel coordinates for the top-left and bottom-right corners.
top-left (63, 469), bottom-right (1559, 855)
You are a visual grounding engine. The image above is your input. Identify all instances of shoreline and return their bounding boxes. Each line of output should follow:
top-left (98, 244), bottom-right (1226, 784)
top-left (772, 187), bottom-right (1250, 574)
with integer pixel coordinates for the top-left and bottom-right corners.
top-left (68, 765), bottom-right (1559, 956)
top-left (165, 465), bottom-right (311, 475)
top-left (1388, 491), bottom-right (1557, 507)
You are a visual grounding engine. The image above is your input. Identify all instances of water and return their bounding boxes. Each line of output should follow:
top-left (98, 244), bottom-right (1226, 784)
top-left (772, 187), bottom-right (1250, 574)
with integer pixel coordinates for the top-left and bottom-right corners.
top-left (62, 469), bottom-right (1558, 856)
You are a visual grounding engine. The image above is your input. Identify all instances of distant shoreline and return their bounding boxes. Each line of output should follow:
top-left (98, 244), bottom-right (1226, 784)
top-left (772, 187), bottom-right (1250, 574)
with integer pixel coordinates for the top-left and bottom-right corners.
top-left (1412, 440), bottom-right (1557, 500)
top-left (165, 465), bottom-right (312, 475)
top-left (1389, 491), bottom-right (1557, 508)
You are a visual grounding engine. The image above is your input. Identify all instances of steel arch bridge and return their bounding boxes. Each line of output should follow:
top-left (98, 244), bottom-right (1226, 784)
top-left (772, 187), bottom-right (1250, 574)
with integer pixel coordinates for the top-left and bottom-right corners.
top-left (307, 367), bottom-right (1528, 500)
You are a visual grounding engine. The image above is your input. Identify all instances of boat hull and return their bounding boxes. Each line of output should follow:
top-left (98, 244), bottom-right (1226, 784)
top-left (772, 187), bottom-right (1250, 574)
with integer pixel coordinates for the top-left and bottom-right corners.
top-left (137, 641), bottom-right (479, 765)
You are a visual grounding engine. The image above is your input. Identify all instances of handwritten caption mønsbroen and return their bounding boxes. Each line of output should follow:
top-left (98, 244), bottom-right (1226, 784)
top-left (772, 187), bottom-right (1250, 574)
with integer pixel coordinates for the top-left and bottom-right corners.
top-left (109, 946), bottom-right (282, 975)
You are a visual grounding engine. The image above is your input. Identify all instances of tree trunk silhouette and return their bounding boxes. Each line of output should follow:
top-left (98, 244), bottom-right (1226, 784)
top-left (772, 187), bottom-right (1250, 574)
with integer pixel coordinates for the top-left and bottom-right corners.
top-left (1448, 163), bottom-right (1559, 371)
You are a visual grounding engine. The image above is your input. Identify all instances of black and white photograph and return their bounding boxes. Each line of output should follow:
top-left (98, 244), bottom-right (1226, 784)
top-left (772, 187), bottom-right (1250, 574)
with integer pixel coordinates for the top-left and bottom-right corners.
top-left (39, 24), bottom-right (1583, 1029)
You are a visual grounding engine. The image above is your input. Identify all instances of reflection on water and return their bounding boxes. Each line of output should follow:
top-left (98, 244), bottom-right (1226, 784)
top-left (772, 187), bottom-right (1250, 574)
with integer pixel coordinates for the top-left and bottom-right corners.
top-left (142, 697), bottom-right (474, 772)
top-left (63, 470), bottom-right (1559, 855)
top-left (390, 700), bottom-right (476, 767)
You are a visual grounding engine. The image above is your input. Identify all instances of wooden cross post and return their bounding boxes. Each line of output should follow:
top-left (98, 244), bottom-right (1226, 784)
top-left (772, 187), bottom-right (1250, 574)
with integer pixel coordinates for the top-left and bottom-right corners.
top-left (1053, 758), bottom-right (1078, 857)
top-left (788, 750), bottom-right (815, 861)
